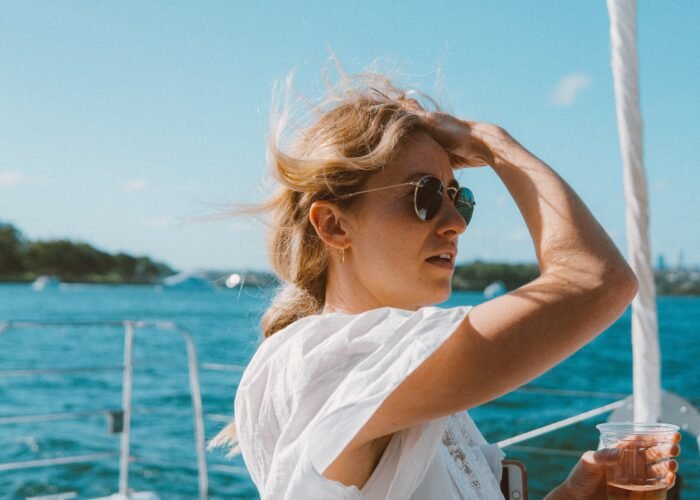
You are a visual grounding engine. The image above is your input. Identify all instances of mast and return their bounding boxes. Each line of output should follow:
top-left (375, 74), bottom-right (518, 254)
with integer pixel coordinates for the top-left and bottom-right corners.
top-left (606, 0), bottom-right (660, 422)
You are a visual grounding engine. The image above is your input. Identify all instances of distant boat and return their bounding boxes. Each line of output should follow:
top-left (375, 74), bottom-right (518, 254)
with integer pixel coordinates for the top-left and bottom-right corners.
top-left (212, 273), bottom-right (244, 289)
top-left (31, 275), bottom-right (61, 291)
top-left (162, 271), bottom-right (212, 289)
top-left (483, 280), bottom-right (506, 299)
top-left (225, 273), bottom-right (242, 288)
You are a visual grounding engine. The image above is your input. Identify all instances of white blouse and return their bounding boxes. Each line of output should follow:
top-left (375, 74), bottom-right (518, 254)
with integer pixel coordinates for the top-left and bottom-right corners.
top-left (233, 306), bottom-right (505, 499)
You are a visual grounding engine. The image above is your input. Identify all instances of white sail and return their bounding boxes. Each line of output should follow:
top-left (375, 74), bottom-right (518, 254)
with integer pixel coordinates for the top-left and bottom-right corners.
top-left (607, 0), bottom-right (661, 423)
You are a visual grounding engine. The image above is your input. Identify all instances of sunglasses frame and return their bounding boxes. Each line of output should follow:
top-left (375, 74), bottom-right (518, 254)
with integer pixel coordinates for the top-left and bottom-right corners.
top-left (337, 174), bottom-right (475, 224)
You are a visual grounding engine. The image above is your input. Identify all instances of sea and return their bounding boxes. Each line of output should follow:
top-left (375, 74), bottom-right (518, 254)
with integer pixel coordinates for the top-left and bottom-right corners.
top-left (0, 284), bottom-right (698, 499)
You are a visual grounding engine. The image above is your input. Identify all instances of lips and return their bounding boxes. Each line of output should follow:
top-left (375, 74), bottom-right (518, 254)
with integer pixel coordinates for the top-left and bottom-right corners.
top-left (425, 250), bottom-right (456, 269)
top-left (425, 246), bottom-right (457, 263)
top-left (426, 254), bottom-right (452, 263)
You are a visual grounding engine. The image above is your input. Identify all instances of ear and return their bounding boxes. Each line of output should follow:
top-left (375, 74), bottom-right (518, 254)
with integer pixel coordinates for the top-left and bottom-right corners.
top-left (308, 200), bottom-right (351, 250)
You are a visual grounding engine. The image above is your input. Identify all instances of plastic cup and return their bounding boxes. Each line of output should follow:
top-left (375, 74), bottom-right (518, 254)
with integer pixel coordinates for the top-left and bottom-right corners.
top-left (597, 422), bottom-right (679, 500)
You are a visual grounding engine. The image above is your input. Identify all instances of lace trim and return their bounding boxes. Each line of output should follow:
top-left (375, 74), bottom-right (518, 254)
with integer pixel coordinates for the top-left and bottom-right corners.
top-left (440, 415), bottom-right (504, 499)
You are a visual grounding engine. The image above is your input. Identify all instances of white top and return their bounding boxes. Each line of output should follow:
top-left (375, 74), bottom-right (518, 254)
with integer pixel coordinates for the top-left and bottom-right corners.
top-left (234, 306), bottom-right (505, 499)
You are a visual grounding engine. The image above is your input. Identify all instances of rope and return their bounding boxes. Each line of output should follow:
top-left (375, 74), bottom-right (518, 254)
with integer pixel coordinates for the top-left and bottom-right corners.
top-left (607, 0), bottom-right (661, 423)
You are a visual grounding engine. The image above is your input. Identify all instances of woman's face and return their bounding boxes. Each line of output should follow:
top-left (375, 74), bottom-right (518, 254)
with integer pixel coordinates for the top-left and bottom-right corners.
top-left (343, 131), bottom-right (468, 310)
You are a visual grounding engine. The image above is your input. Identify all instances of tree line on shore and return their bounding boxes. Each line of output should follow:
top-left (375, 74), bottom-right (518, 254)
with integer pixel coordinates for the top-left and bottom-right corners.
top-left (0, 222), bottom-right (173, 284)
top-left (2, 221), bottom-right (699, 294)
top-left (452, 261), bottom-right (539, 291)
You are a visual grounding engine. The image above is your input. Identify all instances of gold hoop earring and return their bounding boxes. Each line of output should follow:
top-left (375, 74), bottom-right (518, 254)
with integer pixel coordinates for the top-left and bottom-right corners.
top-left (340, 247), bottom-right (345, 264)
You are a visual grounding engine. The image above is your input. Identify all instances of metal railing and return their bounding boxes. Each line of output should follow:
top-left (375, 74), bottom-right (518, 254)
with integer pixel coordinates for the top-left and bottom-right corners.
top-left (0, 320), bottom-right (208, 500)
top-left (3, 321), bottom-right (697, 498)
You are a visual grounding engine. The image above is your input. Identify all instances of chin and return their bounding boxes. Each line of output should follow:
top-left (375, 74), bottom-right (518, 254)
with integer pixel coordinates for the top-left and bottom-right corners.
top-left (420, 284), bottom-right (452, 307)
top-left (436, 286), bottom-right (453, 303)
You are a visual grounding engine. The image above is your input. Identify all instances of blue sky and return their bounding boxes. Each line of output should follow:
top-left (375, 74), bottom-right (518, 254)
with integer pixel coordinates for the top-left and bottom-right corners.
top-left (1, 1), bottom-right (698, 272)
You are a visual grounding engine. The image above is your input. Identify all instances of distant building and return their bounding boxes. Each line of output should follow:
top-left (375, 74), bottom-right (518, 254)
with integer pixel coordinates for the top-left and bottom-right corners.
top-left (656, 254), bottom-right (667, 271)
top-left (677, 251), bottom-right (685, 271)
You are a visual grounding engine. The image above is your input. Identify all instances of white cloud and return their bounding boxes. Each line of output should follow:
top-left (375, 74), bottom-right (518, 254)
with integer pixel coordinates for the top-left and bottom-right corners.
top-left (0, 170), bottom-right (23, 187)
top-left (125, 178), bottom-right (148, 192)
top-left (551, 73), bottom-right (592, 107)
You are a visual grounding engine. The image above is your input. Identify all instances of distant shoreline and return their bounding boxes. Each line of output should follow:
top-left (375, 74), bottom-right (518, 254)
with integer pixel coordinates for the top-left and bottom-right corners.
top-left (3, 222), bottom-right (698, 295)
top-left (4, 266), bottom-right (699, 296)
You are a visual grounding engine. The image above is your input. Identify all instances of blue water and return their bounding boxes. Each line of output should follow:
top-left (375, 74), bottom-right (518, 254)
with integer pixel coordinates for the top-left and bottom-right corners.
top-left (0, 284), bottom-right (698, 499)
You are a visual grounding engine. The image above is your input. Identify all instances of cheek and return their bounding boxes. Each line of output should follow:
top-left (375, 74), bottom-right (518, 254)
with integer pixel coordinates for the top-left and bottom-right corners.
top-left (357, 212), bottom-right (422, 266)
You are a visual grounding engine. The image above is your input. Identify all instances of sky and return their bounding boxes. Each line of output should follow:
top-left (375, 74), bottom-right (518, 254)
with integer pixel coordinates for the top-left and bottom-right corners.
top-left (1, 1), bottom-right (698, 272)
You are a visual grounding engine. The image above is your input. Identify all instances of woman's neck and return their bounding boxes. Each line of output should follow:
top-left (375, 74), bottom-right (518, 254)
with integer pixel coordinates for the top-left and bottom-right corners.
top-left (321, 262), bottom-right (420, 315)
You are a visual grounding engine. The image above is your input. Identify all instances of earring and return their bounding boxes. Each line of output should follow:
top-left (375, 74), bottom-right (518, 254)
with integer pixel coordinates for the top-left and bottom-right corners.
top-left (340, 247), bottom-right (345, 264)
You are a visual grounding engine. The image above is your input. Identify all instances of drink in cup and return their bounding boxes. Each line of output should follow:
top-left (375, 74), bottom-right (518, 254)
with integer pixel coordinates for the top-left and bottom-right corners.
top-left (597, 422), bottom-right (679, 500)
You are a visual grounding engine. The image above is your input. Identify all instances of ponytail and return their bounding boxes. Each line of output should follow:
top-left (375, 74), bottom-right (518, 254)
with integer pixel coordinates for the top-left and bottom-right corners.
top-left (262, 282), bottom-right (324, 338)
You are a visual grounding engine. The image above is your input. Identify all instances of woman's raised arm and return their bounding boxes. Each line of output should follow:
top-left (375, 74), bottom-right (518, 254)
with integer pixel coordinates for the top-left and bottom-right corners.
top-left (327, 115), bottom-right (638, 477)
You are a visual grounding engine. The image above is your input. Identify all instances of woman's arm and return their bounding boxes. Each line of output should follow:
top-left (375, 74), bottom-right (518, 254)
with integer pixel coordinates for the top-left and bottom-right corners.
top-left (332, 114), bottom-right (638, 463)
top-left (420, 113), bottom-right (637, 290)
top-left (482, 124), bottom-right (634, 288)
top-left (396, 117), bottom-right (640, 410)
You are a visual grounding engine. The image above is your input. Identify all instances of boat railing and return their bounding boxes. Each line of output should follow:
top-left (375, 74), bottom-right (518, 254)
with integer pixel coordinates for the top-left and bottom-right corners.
top-left (2, 320), bottom-right (697, 498)
top-left (0, 320), bottom-right (209, 500)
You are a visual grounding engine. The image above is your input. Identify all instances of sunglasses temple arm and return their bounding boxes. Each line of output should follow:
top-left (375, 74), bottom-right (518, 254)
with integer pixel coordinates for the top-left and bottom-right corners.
top-left (338, 181), bottom-right (419, 199)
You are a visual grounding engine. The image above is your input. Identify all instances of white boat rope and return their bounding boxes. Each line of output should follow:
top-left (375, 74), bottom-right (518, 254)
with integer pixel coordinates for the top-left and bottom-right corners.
top-left (607, 0), bottom-right (661, 423)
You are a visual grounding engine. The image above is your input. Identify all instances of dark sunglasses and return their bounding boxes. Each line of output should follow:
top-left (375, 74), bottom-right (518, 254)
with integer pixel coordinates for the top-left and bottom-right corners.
top-left (338, 174), bottom-right (475, 224)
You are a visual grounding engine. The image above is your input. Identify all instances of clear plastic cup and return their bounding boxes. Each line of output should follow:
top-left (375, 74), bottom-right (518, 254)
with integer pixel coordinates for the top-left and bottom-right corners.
top-left (597, 422), bottom-right (679, 500)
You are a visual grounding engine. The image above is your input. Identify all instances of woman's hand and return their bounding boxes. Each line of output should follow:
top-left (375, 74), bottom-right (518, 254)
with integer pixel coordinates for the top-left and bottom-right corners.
top-left (547, 433), bottom-right (681, 500)
top-left (398, 100), bottom-right (508, 168)
top-left (555, 449), bottom-right (626, 499)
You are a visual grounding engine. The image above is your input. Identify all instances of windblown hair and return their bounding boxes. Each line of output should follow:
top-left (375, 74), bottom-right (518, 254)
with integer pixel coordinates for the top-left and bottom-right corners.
top-left (209, 66), bottom-right (439, 456)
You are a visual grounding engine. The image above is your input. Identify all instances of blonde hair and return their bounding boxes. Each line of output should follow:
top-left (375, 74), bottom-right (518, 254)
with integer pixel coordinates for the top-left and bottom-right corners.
top-left (209, 66), bottom-right (439, 457)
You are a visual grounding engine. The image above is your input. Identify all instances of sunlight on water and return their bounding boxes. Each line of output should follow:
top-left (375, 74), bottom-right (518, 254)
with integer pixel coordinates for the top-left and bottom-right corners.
top-left (1, 285), bottom-right (698, 498)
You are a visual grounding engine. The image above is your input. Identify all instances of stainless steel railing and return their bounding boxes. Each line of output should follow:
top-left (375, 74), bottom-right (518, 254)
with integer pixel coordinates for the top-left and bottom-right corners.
top-left (4, 321), bottom-right (696, 497)
top-left (0, 320), bottom-right (208, 500)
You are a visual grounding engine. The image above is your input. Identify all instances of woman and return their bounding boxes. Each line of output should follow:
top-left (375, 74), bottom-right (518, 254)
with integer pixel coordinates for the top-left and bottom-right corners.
top-left (211, 71), bottom-right (679, 499)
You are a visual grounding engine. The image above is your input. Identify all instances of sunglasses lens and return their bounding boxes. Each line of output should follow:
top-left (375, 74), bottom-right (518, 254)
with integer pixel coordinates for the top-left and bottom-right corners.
top-left (415, 176), bottom-right (444, 220)
top-left (454, 187), bottom-right (475, 225)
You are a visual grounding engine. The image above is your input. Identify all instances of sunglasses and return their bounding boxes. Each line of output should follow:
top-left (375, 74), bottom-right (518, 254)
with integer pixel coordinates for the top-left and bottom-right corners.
top-left (338, 174), bottom-right (475, 224)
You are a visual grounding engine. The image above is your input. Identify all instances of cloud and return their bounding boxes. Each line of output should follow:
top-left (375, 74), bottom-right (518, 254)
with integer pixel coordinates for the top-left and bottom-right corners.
top-left (125, 178), bottom-right (148, 192)
top-left (551, 73), bottom-right (592, 107)
top-left (0, 170), bottom-right (23, 187)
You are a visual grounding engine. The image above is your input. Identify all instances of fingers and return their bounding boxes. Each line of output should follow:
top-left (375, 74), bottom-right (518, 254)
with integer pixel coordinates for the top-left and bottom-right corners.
top-left (674, 431), bottom-right (682, 444)
top-left (609, 432), bottom-right (680, 462)
top-left (666, 470), bottom-right (676, 490)
top-left (397, 97), bottom-right (424, 113)
top-left (611, 430), bottom-right (680, 448)
top-left (643, 441), bottom-right (681, 463)
top-left (646, 458), bottom-right (678, 480)
top-left (582, 448), bottom-right (623, 467)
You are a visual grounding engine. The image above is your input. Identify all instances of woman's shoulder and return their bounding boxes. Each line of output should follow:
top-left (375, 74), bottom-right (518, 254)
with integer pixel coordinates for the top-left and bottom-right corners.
top-left (294, 304), bottom-right (472, 329)
top-left (238, 304), bottom-right (472, 390)
top-left (261, 305), bottom-right (472, 358)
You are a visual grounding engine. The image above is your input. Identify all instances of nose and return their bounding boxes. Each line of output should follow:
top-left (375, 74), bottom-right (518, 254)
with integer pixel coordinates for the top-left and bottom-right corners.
top-left (435, 194), bottom-right (467, 237)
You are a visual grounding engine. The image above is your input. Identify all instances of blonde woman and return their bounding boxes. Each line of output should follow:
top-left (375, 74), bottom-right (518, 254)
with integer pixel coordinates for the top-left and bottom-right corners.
top-left (211, 72), bottom-right (679, 499)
